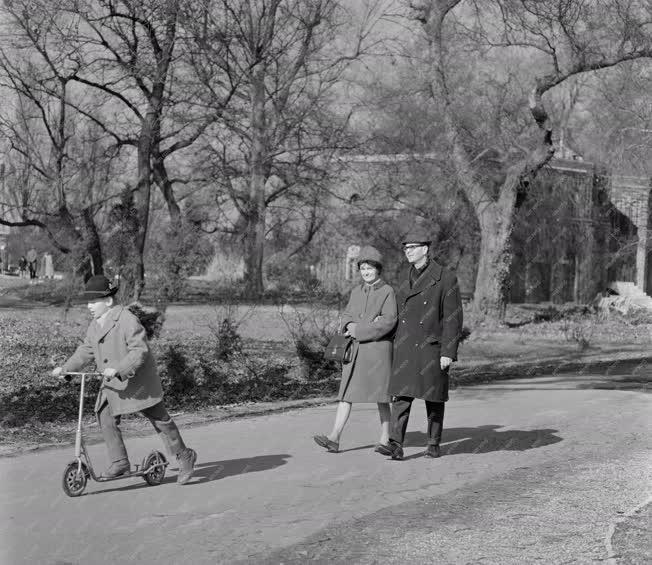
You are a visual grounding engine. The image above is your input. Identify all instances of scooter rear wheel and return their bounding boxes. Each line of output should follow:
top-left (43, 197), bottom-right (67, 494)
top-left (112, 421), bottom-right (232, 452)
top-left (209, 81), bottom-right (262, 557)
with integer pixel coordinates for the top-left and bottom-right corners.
top-left (142, 451), bottom-right (167, 486)
top-left (62, 461), bottom-right (89, 497)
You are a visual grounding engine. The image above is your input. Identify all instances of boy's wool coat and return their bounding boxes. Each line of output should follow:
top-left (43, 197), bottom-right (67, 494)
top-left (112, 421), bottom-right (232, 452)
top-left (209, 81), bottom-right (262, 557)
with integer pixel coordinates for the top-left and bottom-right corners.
top-left (62, 306), bottom-right (163, 415)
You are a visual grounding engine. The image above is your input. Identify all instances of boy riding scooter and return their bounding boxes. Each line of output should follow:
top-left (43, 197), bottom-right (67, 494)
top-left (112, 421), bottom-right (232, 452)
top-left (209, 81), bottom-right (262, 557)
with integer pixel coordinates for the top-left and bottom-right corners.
top-left (52, 275), bottom-right (197, 484)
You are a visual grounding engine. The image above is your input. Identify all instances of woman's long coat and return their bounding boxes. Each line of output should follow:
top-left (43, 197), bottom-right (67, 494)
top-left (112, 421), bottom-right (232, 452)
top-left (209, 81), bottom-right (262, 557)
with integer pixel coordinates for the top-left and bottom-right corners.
top-left (62, 306), bottom-right (163, 416)
top-left (387, 261), bottom-right (463, 402)
top-left (337, 280), bottom-right (398, 403)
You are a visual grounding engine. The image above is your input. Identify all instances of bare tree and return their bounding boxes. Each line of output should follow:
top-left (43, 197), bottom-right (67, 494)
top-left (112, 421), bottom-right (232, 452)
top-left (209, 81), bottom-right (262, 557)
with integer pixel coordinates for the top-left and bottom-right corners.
top-left (406, 0), bottom-right (652, 320)
top-left (187, 0), bottom-right (387, 297)
top-left (0, 3), bottom-right (119, 277)
top-left (1, 0), bottom-right (225, 299)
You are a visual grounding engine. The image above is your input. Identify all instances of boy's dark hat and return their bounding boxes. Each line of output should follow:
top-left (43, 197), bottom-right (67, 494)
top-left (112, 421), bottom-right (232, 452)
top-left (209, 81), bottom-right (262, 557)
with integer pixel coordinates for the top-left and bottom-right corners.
top-left (401, 227), bottom-right (432, 245)
top-left (80, 275), bottom-right (118, 300)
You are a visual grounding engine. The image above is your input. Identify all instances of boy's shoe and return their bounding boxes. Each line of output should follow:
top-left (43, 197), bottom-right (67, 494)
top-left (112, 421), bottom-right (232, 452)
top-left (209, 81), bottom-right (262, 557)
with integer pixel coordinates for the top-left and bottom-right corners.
top-left (104, 459), bottom-right (130, 478)
top-left (313, 434), bottom-right (339, 453)
top-left (177, 448), bottom-right (197, 485)
top-left (423, 444), bottom-right (441, 458)
top-left (376, 440), bottom-right (404, 460)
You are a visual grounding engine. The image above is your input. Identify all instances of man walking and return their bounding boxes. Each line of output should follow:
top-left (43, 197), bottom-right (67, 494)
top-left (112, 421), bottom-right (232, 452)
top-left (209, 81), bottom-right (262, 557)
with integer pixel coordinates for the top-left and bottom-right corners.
top-left (377, 227), bottom-right (463, 460)
top-left (26, 247), bottom-right (37, 282)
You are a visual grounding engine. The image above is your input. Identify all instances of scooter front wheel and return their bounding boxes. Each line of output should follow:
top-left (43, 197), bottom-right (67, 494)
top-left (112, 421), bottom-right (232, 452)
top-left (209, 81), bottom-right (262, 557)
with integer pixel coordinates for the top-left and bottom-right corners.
top-left (142, 451), bottom-right (167, 486)
top-left (62, 461), bottom-right (89, 497)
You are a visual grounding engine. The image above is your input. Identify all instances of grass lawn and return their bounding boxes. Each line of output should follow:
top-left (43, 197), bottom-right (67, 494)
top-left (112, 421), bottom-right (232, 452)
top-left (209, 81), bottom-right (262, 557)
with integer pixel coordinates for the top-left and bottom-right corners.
top-left (3, 276), bottom-right (651, 353)
top-left (0, 276), bottom-right (345, 307)
top-left (2, 300), bottom-right (651, 360)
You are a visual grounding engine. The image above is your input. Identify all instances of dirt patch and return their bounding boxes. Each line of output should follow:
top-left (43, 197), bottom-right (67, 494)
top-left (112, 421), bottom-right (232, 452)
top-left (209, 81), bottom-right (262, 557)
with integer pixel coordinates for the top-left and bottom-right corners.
top-left (610, 499), bottom-right (652, 564)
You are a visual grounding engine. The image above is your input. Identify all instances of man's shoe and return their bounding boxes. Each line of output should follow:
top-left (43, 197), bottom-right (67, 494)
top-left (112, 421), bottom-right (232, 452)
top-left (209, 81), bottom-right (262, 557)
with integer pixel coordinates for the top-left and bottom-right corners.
top-left (103, 459), bottom-right (130, 478)
top-left (313, 435), bottom-right (339, 453)
top-left (424, 444), bottom-right (441, 458)
top-left (376, 440), bottom-right (403, 460)
top-left (177, 448), bottom-right (197, 485)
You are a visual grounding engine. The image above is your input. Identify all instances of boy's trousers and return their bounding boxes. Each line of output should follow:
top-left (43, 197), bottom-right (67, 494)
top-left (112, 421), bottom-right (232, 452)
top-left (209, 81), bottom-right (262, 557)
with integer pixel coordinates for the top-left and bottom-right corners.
top-left (97, 400), bottom-right (187, 463)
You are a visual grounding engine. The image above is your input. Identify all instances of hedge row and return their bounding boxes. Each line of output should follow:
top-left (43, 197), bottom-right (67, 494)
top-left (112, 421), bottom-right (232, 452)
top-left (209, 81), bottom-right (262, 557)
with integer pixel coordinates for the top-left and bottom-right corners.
top-left (0, 316), bottom-right (339, 427)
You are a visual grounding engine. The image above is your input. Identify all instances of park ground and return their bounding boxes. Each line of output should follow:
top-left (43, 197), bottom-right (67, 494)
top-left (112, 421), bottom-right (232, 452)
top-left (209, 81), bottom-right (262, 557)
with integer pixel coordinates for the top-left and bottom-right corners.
top-left (1, 276), bottom-right (651, 563)
top-left (0, 371), bottom-right (650, 564)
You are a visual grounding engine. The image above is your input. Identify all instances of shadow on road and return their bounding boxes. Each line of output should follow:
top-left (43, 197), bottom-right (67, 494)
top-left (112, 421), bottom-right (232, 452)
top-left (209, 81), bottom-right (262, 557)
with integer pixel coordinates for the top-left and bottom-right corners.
top-left (84, 454), bottom-right (291, 495)
top-left (403, 425), bottom-right (562, 459)
top-left (339, 444), bottom-right (376, 453)
top-left (190, 454), bottom-right (292, 483)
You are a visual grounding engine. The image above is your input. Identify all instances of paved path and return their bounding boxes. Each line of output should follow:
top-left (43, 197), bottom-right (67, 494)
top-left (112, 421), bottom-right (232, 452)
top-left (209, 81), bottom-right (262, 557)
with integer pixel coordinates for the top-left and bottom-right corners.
top-left (1, 373), bottom-right (650, 564)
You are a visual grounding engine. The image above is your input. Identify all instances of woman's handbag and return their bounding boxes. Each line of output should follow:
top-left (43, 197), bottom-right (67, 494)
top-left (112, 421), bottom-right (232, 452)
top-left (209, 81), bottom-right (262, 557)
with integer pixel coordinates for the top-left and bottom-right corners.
top-left (324, 334), bottom-right (354, 364)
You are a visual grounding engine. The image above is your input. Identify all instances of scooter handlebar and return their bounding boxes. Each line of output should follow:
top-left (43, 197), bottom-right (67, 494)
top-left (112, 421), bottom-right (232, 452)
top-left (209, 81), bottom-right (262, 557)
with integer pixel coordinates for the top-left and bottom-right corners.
top-left (57, 371), bottom-right (103, 382)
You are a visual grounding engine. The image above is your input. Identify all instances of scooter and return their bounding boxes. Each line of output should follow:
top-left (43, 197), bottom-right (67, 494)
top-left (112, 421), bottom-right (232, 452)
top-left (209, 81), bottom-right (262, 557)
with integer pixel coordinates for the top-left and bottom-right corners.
top-left (60, 372), bottom-right (169, 497)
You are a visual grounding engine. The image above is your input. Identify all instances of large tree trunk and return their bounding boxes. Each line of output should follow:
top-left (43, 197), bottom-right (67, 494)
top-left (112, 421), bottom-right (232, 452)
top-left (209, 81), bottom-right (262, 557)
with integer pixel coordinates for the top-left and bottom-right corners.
top-left (80, 207), bottom-right (103, 279)
top-left (119, 110), bottom-right (154, 302)
top-left (472, 197), bottom-right (516, 319)
top-left (54, 202), bottom-right (104, 281)
top-left (152, 149), bottom-right (182, 223)
top-left (243, 199), bottom-right (266, 297)
top-left (243, 70), bottom-right (268, 298)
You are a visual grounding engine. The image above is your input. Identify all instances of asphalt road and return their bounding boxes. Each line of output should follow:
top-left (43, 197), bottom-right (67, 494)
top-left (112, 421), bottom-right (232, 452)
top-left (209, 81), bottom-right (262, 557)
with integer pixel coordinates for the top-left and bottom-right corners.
top-left (1, 372), bottom-right (650, 565)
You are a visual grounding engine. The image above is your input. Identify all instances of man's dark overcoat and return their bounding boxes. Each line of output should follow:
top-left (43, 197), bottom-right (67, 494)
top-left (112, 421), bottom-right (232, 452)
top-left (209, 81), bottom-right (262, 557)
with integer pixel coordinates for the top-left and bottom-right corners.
top-left (387, 260), bottom-right (463, 402)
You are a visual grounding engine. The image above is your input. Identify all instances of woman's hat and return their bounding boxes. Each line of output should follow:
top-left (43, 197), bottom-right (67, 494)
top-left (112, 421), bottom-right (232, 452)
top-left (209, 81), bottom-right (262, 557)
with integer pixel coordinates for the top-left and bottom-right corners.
top-left (357, 245), bottom-right (383, 268)
top-left (80, 275), bottom-right (118, 300)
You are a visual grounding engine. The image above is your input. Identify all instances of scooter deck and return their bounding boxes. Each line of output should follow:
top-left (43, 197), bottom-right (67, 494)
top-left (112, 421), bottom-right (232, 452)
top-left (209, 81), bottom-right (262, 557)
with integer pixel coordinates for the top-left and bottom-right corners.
top-left (95, 463), bottom-right (169, 482)
top-left (95, 470), bottom-right (149, 482)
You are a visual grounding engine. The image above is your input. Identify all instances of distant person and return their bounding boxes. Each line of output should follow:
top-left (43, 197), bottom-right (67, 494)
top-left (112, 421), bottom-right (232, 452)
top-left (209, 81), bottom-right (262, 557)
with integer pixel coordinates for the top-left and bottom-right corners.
top-left (26, 248), bottom-right (37, 281)
top-left (18, 255), bottom-right (28, 279)
top-left (313, 246), bottom-right (398, 453)
top-left (52, 275), bottom-right (197, 483)
top-left (376, 227), bottom-right (464, 461)
top-left (43, 252), bottom-right (54, 279)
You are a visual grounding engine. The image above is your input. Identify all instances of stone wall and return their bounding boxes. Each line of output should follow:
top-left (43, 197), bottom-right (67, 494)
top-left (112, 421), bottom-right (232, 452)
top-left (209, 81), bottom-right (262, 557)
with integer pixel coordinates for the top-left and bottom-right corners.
top-left (608, 175), bottom-right (652, 291)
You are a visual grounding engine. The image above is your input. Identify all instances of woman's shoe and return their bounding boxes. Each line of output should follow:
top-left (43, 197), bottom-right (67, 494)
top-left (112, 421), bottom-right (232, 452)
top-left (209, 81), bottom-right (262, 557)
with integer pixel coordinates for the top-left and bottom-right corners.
top-left (374, 442), bottom-right (390, 454)
top-left (375, 440), bottom-right (404, 460)
top-left (313, 434), bottom-right (339, 453)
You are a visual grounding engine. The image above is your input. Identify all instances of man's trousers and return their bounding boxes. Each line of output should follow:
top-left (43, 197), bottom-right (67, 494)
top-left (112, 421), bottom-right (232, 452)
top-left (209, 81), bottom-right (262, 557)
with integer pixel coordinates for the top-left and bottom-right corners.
top-left (389, 396), bottom-right (446, 446)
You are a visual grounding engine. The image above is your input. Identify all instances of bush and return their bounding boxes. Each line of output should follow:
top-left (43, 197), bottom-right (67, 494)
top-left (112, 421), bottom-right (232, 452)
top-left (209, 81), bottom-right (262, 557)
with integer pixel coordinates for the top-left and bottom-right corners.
top-left (624, 308), bottom-right (652, 326)
top-left (0, 314), bottom-right (332, 427)
top-left (560, 319), bottom-right (595, 350)
top-left (126, 301), bottom-right (165, 340)
top-left (531, 303), bottom-right (594, 324)
top-left (265, 255), bottom-right (323, 295)
top-left (278, 302), bottom-right (341, 381)
top-left (212, 318), bottom-right (243, 361)
top-left (146, 214), bottom-right (215, 304)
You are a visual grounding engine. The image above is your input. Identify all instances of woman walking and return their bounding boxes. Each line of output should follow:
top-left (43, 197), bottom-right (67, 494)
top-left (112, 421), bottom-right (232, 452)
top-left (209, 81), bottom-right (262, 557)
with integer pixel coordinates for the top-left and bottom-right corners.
top-left (314, 246), bottom-right (398, 453)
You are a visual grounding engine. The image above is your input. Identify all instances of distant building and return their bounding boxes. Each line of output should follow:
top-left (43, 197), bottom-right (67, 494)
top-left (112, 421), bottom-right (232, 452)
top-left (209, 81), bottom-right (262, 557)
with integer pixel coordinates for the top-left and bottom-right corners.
top-left (195, 144), bottom-right (651, 304)
top-left (314, 150), bottom-right (651, 303)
